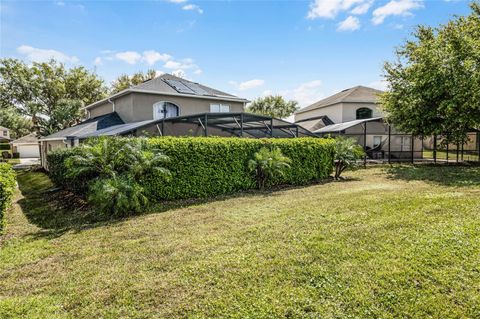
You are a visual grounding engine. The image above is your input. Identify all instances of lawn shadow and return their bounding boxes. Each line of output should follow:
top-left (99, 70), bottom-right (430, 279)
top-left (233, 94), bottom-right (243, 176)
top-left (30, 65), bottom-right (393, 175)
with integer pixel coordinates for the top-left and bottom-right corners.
top-left (17, 170), bottom-right (341, 239)
top-left (385, 164), bottom-right (480, 187)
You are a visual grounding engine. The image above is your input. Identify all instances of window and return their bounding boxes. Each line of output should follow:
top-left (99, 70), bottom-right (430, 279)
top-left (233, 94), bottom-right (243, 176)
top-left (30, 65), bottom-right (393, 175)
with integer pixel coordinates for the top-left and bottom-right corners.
top-left (153, 102), bottom-right (180, 120)
top-left (210, 104), bottom-right (230, 113)
top-left (356, 107), bottom-right (373, 120)
top-left (2, 130), bottom-right (7, 136)
top-left (373, 136), bottom-right (382, 148)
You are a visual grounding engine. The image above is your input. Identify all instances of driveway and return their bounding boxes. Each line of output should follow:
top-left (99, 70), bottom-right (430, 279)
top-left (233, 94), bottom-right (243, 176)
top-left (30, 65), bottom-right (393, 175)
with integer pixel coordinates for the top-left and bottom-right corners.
top-left (13, 158), bottom-right (40, 170)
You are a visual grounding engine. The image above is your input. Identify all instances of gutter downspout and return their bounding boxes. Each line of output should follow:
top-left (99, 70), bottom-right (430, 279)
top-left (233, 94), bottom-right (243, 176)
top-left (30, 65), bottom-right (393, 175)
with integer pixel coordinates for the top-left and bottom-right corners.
top-left (108, 98), bottom-right (115, 112)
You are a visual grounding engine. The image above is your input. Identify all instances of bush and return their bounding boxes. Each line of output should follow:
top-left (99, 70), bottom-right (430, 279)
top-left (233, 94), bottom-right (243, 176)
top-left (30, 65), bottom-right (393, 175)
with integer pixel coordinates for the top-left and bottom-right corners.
top-left (333, 137), bottom-right (365, 180)
top-left (48, 138), bottom-right (170, 216)
top-left (0, 163), bottom-right (16, 234)
top-left (47, 147), bottom-right (92, 194)
top-left (248, 147), bottom-right (291, 190)
top-left (47, 137), bottom-right (335, 203)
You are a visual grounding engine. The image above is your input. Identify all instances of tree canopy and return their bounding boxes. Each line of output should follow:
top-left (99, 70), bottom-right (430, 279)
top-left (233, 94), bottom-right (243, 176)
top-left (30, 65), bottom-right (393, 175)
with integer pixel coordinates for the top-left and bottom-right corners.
top-left (246, 95), bottom-right (299, 119)
top-left (110, 69), bottom-right (157, 94)
top-left (381, 2), bottom-right (480, 143)
top-left (0, 59), bottom-right (107, 136)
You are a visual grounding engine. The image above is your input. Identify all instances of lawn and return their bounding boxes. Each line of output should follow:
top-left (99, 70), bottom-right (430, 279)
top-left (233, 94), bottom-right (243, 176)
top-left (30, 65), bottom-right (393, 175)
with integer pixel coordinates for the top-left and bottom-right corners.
top-left (1, 165), bottom-right (479, 318)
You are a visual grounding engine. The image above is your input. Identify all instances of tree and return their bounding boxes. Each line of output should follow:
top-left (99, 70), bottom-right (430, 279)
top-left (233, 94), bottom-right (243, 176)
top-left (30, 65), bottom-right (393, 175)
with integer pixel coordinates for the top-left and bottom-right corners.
top-left (381, 2), bottom-right (480, 144)
top-left (110, 69), bottom-right (157, 94)
top-left (247, 95), bottom-right (299, 119)
top-left (0, 106), bottom-right (33, 139)
top-left (333, 137), bottom-right (364, 180)
top-left (0, 59), bottom-right (108, 136)
top-left (248, 147), bottom-right (291, 190)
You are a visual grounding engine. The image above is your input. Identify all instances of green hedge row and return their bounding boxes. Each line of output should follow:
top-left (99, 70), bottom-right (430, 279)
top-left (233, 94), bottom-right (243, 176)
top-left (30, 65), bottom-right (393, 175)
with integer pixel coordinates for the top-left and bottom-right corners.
top-left (47, 137), bottom-right (335, 201)
top-left (47, 147), bottom-right (92, 194)
top-left (0, 163), bottom-right (16, 234)
top-left (144, 137), bottom-right (335, 200)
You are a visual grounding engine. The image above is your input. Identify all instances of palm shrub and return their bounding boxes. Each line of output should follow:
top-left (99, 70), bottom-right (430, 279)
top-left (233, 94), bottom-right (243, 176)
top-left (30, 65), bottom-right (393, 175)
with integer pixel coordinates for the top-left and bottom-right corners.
top-left (65, 137), bottom-right (170, 216)
top-left (248, 147), bottom-right (291, 190)
top-left (88, 175), bottom-right (148, 216)
top-left (333, 137), bottom-right (365, 180)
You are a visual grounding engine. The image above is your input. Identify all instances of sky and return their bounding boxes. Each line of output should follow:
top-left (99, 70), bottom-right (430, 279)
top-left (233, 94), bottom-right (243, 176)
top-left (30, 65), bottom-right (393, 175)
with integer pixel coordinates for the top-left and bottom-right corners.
top-left (0, 0), bottom-right (473, 109)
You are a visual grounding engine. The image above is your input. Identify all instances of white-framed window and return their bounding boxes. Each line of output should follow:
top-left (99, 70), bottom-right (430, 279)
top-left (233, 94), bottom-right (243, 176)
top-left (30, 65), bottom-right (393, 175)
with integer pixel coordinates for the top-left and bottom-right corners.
top-left (210, 104), bottom-right (230, 113)
top-left (2, 130), bottom-right (7, 136)
top-left (153, 101), bottom-right (180, 120)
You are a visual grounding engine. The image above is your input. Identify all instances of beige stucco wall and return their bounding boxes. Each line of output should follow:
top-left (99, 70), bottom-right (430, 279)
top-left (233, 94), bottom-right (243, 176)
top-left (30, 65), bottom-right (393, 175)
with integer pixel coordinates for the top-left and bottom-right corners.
top-left (89, 101), bottom-right (114, 118)
top-left (87, 92), bottom-right (246, 123)
top-left (342, 102), bottom-right (383, 122)
top-left (296, 102), bottom-right (384, 124)
top-left (295, 103), bottom-right (344, 123)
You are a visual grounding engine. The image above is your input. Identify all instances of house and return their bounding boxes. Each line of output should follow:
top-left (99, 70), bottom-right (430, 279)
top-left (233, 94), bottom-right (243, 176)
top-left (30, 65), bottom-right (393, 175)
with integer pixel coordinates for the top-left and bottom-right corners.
top-left (294, 86), bottom-right (424, 161)
top-left (0, 126), bottom-right (11, 143)
top-left (39, 74), bottom-right (314, 168)
top-left (12, 133), bottom-right (40, 158)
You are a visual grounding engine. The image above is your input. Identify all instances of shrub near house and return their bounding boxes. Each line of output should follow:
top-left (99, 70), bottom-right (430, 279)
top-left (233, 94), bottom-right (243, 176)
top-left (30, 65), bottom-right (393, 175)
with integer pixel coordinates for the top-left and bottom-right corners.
top-left (47, 137), bottom-right (335, 212)
top-left (0, 163), bottom-right (16, 234)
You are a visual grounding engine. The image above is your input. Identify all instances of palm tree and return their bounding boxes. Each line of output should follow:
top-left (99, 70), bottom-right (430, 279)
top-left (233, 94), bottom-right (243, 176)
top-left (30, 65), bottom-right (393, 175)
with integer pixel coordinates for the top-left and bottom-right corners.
top-left (248, 147), bottom-right (291, 190)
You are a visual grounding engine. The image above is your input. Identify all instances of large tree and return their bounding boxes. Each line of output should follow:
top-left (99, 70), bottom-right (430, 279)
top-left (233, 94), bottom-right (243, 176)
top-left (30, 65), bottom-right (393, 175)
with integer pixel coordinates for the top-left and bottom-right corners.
top-left (0, 59), bottom-right (107, 136)
top-left (381, 2), bottom-right (480, 144)
top-left (247, 95), bottom-right (299, 119)
top-left (111, 69), bottom-right (157, 94)
top-left (0, 106), bottom-right (33, 139)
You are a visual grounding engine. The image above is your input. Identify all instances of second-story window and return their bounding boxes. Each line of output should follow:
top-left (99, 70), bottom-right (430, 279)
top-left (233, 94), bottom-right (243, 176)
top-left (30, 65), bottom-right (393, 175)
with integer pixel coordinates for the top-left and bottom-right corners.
top-left (210, 104), bottom-right (230, 112)
top-left (2, 130), bottom-right (7, 136)
top-left (356, 107), bottom-right (372, 120)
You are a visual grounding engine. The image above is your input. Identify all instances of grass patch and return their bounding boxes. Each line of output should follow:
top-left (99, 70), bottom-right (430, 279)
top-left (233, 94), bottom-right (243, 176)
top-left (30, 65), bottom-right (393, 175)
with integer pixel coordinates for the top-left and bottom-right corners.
top-left (1, 166), bottom-right (479, 318)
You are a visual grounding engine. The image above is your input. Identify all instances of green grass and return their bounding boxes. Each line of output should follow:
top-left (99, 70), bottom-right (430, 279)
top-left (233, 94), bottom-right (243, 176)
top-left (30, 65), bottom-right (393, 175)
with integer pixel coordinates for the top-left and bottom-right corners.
top-left (422, 150), bottom-right (480, 162)
top-left (1, 166), bottom-right (480, 318)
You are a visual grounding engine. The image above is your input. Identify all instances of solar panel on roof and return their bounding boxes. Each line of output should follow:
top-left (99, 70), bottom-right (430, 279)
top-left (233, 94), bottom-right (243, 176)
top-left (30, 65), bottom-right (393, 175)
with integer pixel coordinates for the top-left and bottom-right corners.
top-left (183, 82), bottom-right (211, 96)
top-left (164, 79), bottom-right (195, 94)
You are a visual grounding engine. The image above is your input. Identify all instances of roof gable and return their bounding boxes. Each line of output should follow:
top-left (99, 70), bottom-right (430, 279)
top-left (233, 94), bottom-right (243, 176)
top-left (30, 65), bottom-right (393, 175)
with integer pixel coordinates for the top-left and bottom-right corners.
top-left (12, 133), bottom-right (38, 144)
top-left (296, 86), bottom-right (384, 115)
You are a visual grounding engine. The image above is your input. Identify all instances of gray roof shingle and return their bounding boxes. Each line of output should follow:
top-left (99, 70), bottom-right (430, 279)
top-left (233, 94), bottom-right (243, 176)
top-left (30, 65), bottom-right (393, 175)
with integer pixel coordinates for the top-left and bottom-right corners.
top-left (296, 86), bottom-right (384, 115)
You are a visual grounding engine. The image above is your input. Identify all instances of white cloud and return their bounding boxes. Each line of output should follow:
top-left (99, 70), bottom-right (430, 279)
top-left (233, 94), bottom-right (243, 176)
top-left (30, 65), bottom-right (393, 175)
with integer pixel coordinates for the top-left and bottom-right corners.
top-left (280, 80), bottom-right (324, 107)
top-left (164, 58), bottom-right (197, 70)
top-left (55, 1), bottom-right (65, 6)
top-left (351, 0), bottom-right (373, 14)
top-left (182, 4), bottom-right (203, 14)
top-left (193, 69), bottom-right (202, 75)
top-left (372, 0), bottom-right (423, 25)
top-left (167, 0), bottom-right (187, 3)
top-left (307, 0), bottom-right (367, 19)
top-left (155, 70), bottom-right (165, 77)
top-left (17, 45), bottom-right (79, 63)
top-left (142, 50), bottom-right (171, 65)
top-left (93, 57), bottom-right (102, 66)
top-left (230, 79), bottom-right (265, 91)
top-left (172, 69), bottom-right (186, 78)
top-left (337, 16), bottom-right (361, 31)
top-left (115, 51), bottom-right (142, 64)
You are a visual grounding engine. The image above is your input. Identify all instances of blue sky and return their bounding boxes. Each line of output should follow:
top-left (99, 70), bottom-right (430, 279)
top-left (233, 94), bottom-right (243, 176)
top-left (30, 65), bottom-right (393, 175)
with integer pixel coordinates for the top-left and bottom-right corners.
top-left (0, 0), bottom-right (472, 108)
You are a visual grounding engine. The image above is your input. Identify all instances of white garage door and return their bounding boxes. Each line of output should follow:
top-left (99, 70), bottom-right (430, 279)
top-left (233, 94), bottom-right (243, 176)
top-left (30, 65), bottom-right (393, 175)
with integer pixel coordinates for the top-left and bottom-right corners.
top-left (17, 144), bottom-right (40, 158)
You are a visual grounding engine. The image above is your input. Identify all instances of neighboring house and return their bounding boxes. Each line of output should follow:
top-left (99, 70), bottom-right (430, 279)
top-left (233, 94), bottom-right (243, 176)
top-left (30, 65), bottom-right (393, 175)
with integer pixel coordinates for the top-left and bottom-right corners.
top-left (295, 86), bottom-right (424, 161)
top-left (0, 126), bottom-right (11, 143)
top-left (295, 86), bottom-right (384, 125)
top-left (12, 133), bottom-right (40, 158)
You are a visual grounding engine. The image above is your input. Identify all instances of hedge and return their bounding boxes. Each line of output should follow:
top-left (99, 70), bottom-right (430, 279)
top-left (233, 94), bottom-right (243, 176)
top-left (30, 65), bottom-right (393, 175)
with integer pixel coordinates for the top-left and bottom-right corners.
top-left (0, 163), bottom-right (16, 234)
top-left (47, 137), bottom-right (335, 201)
top-left (143, 137), bottom-right (335, 200)
top-left (47, 147), bottom-right (92, 195)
